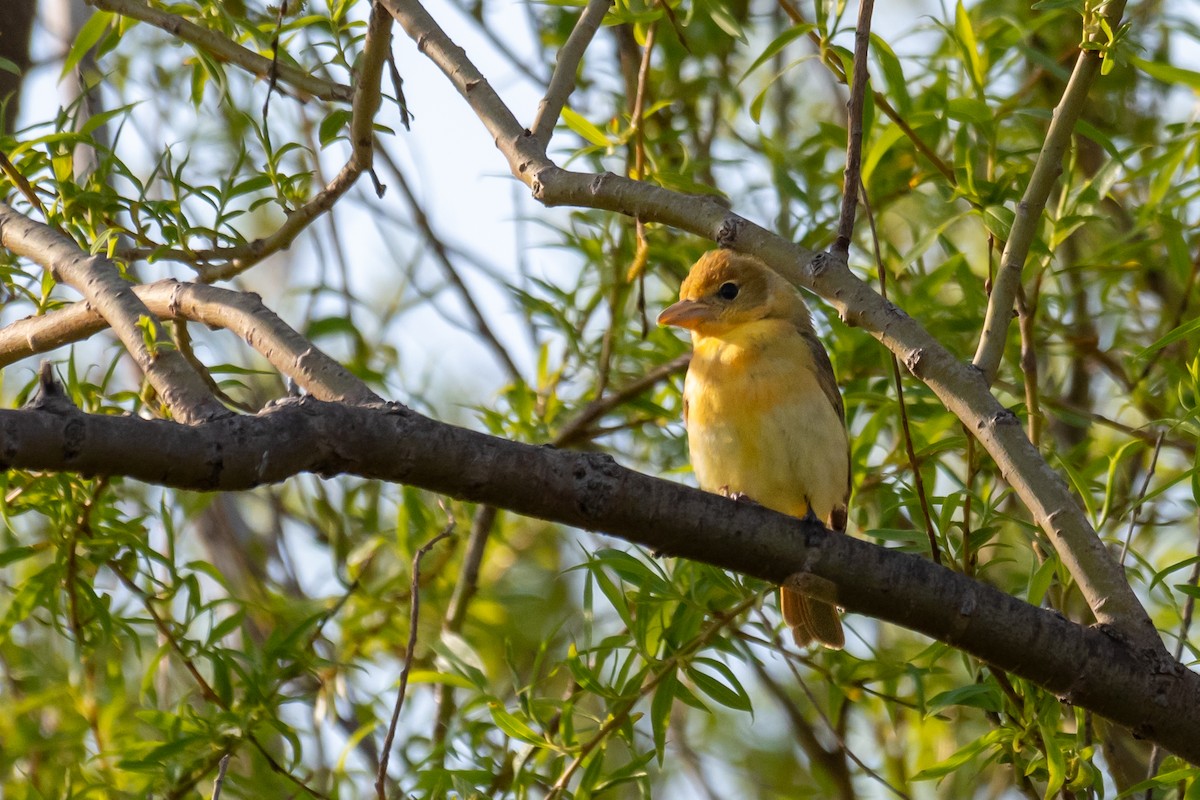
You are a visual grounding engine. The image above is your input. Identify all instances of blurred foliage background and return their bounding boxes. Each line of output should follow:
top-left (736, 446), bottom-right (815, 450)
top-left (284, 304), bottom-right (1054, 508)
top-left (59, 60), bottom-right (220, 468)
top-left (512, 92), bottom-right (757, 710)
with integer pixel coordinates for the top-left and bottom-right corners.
top-left (1, 0), bottom-right (1200, 797)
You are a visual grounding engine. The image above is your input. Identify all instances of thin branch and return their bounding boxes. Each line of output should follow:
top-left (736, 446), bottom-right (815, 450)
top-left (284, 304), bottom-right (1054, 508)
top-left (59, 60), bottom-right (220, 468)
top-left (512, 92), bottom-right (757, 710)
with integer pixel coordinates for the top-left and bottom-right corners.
top-left (379, 150), bottom-right (524, 384)
top-left (376, 521), bottom-right (455, 799)
top-left (554, 353), bottom-right (689, 448)
top-left (775, 0), bottom-right (955, 183)
top-left (0, 279), bottom-right (381, 405)
top-left (530, 0), bottom-right (611, 147)
top-left (210, 754), bottom-right (232, 800)
top-left (863, 185), bottom-right (939, 564)
top-left (1119, 433), bottom-right (1163, 566)
top-left (994, 380), bottom-right (1194, 456)
top-left (832, 0), bottom-right (874, 257)
top-left (963, 426), bottom-right (978, 577)
top-left (0, 203), bottom-right (227, 423)
top-left (433, 504), bottom-right (497, 750)
top-left (1015, 281), bottom-right (1043, 446)
top-left (448, 0), bottom-right (548, 85)
top-left (971, 0), bottom-right (1129, 384)
top-left (86, 0), bottom-right (352, 102)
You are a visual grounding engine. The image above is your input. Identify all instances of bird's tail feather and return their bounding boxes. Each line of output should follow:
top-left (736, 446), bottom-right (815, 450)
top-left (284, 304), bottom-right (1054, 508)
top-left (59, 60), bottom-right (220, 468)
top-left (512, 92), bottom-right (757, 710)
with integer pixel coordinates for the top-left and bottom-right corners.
top-left (780, 586), bottom-right (844, 650)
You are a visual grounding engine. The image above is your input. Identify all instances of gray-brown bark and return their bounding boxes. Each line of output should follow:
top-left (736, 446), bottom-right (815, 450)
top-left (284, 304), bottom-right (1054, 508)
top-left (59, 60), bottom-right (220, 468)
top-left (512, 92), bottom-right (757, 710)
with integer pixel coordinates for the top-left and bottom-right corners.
top-left (0, 395), bottom-right (1196, 763)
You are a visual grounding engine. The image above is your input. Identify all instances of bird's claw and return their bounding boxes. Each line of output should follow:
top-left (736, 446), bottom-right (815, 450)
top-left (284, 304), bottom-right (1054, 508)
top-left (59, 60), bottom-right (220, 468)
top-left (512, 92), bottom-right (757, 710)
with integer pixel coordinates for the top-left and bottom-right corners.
top-left (718, 486), bottom-right (759, 506)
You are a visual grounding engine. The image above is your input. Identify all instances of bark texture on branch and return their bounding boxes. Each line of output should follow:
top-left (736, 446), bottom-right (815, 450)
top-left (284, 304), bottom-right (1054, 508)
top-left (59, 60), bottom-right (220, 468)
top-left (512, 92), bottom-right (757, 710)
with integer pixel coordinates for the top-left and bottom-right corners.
top-left (0, 399), bottom-right (1196, 763)
top-left (0, 204), bottom-right (227, 423)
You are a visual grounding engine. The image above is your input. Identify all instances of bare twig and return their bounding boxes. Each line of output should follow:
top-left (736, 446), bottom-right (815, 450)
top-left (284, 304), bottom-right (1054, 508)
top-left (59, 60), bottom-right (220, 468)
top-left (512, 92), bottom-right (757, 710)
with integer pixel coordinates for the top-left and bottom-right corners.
top-left (554, 354), bottom-right (689, 447)
top-left (863, 187), bottom-right (939, 563)
top-left (260, 0), bottom-right (288, 129)
top-left (0, 203), bottom-right (227, 423)
top-left (530, 0), bottom-right (611, 147)
top-left (994, 380), bottom-right (1195, 456)
top-left (376, 520), bottom-right (455, 800)
top-left (832, 0), bottom-right (874, 257)
top-left (775, 0), bottom-right (955, 183)
top-left (963, 426), bottom-right (978, 576)
top-left (1015, 281), bottom-right (1043, 446)
top-left (1119, 433), bottom-right (1163, 566)
top-left (210, 754), bottom-right (232, 800)
top-left (747, 657), bottom-right (855, 800)
top-left (431, 504), bottom-right (497, 750)
top-left (972, 0), bottom-right (1129, 384)
top-left (379, 150), bottom-right (524, 384)
top-left (86, 0), bottom-right (351, 102)
top-left (0, 149), bottom-right (47, 218)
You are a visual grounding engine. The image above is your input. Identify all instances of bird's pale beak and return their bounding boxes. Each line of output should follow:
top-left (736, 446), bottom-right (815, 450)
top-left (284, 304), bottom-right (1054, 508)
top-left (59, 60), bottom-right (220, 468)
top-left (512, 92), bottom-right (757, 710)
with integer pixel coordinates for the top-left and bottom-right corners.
top-left (657, 299), bottom-right (713, 331)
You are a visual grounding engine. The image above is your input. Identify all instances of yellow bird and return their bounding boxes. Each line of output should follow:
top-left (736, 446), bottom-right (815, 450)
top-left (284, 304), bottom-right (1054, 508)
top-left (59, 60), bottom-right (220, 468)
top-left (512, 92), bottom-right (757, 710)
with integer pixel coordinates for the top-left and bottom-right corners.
top-left (658, 249), bottom-right (851, 649)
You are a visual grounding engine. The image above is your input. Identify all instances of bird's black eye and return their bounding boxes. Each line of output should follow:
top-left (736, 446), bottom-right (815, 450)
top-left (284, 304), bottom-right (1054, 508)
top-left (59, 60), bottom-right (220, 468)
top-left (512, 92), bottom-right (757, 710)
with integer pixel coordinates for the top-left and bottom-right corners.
top-left (717, 282), bottom-right (739, 300)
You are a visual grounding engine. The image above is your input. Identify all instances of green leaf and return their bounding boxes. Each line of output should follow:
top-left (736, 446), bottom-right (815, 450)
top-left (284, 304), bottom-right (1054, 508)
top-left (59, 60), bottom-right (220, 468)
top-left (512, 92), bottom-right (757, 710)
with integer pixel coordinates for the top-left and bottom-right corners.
top-left (650, 668), bottom-right (677, 763)
top-left (739, 25), bottom-right (815, 84)
top-left (489, 704), bottom-right (555, 748)
top-left (62, 12), bottom-right (113, 79)
top-left (954, 0), bottom-right (984, 91)
top-left (561, 106), bottom-right (610, 148)
top-left (925, 683), bottom-right (1003, 718)
top-left (1031, 0), bottom-right (1083, 9)
top-left (319, 109), bottom-right (353, 148)
top-left (1028, 554), bottom-right (1059, 607)
top-left (1130, 56), bottom-right (1200, 90)
top-left (0, 545), bottom-right (40, 568)
top-left (685, 658), bottom-right (752, 713)
top-left (1138, 316), bottom-right (1200, 360)
top-left (406, 670), bottom-right (478, 690)
top-left (913, 728), bottom-right (1010, 780)
top-left (708, 0), bottom-right (747, 42)
top-left (1041, 723), bottom-right (1066, 798)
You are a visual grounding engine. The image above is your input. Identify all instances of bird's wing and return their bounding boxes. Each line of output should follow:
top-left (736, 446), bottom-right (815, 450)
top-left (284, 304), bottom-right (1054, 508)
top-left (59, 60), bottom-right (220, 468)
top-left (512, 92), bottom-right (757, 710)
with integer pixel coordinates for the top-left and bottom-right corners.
top-left (799, 328), bottom-right (844, 423)
top-left (799, 327), bottom-right (852, 523)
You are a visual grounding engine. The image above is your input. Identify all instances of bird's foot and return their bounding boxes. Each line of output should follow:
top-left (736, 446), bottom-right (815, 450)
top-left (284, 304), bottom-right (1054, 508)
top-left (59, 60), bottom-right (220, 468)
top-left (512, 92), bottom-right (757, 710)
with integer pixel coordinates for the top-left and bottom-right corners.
top-left (718, 486), bottom-right (759, 506)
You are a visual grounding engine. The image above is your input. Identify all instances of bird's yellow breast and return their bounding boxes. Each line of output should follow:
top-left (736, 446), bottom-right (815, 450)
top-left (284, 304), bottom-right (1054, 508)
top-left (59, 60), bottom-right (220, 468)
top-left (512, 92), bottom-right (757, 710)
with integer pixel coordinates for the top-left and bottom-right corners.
top-left (684, 319), bottom-right (848, 522)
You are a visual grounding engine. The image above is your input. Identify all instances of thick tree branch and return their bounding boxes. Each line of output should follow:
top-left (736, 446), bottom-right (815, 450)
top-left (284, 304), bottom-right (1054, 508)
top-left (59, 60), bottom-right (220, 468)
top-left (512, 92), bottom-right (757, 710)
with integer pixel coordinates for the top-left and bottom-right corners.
top-left (0, 399), bottom-right (1195, 762)
top-left (971, 1), bottom-right (1129, 384)
top-left (0, 280), bottom-right (381, 406)
top-left (86, 0), bottom-right (352, 102)
top-left (0, 203), bottom-right (228, 423)
top-left (380, 0), bottom-right (1160, 652)
top-left (530, 0), bottom-right (612, 147)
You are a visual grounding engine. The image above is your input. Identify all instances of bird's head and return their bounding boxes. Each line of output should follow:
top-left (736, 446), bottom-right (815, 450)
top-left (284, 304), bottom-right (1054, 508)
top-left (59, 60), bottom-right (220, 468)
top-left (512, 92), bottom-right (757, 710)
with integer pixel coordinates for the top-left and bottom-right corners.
top-left (657, 249), bottom-right (812, 337)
